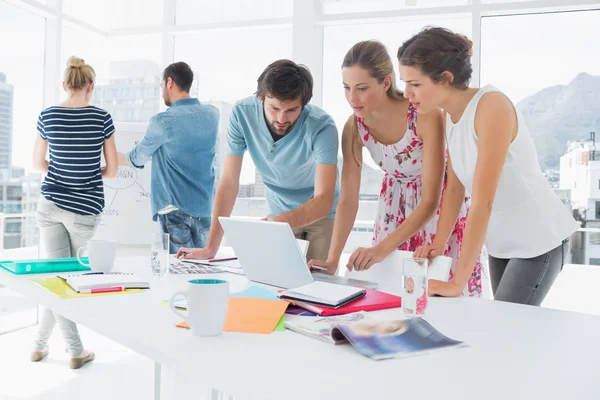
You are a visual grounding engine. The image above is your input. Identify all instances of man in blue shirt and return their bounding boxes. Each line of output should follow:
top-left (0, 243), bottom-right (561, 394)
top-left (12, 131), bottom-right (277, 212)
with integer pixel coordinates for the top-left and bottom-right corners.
top-left (118, 62), bottom-right (219, 254)
top-left (176, 59), bottom-right (340, 262)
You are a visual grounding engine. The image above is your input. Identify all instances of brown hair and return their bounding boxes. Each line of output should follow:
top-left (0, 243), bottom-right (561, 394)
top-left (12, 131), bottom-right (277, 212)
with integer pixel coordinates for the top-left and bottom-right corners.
top-left (63, 56), bottom-right (95, 91)
top-left (342, 40), bottom-right (404, 166)
top-left (163, 61), bottom-right (194, 93)
top-left (256, 59), bottom-right (313, 106)
top-left (397, 26), bottom-right (473, 90)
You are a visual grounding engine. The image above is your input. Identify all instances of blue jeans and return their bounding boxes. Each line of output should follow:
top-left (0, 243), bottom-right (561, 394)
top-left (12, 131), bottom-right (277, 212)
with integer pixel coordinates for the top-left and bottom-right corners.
top-left (158, 210), bottom-right (211, 255)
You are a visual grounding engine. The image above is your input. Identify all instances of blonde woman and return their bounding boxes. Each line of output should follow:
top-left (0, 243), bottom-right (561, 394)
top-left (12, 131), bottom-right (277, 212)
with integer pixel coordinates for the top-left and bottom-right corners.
top-left (31, 56), bottom-right (118, 368)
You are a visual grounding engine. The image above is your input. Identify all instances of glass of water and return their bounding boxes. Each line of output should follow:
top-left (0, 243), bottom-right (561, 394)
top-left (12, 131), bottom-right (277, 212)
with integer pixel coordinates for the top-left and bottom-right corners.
top-left (151, 233), bottom-right (170, 277)
top-left (402, 258), bottom-right (428, 317)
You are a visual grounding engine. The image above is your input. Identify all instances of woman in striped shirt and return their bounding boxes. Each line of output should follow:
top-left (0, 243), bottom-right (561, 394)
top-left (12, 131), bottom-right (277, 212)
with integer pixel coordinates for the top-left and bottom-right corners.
top-left (30, 56), bottom-right (118, 369)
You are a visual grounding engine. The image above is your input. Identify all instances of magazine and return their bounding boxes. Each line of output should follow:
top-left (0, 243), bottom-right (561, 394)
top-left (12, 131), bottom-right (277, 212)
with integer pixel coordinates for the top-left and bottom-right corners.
top-left (284, 312), bottom-right (368, 344)
top-left (284, 312), bottom-right (465, 360)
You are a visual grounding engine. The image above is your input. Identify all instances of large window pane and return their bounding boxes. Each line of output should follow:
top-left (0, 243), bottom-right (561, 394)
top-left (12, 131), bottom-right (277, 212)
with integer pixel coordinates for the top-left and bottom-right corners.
top-left (94, 36), bottom-right (164, 123)
top-left (481, 10), bottom-right (600, 172)
top-left (0, 2), bottom-right (45, 173)
top-left (60, 26), bottom-right (108, 100)
top-left (176, 0), bottom-right (293, 25)
top-left (481, 10), bottom-right (600, 271)
top-left (174, 27), bottom-right (292, 206)
top-left (0, 0), bottom-right (44, 333)
top-left (0, 0), bottom-right (45, 235)
top-left (62, 33), bottom-right (163, 122)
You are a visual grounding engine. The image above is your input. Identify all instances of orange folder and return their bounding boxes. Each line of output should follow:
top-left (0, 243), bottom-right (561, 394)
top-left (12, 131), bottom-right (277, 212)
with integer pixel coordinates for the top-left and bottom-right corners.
top-left (177, 297), bottom-right (288, 334)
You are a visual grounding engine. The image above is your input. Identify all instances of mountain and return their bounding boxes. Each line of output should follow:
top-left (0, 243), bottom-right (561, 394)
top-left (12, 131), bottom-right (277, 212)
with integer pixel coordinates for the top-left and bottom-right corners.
top-left (516, 72), bottom-right (600, 170)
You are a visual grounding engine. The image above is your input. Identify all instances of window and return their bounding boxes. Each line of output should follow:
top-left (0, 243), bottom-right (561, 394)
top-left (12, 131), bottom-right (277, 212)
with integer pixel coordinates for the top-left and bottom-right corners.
top-left (0, 0), bottom-right (44, 334)
top-left (0, 2), bottom-right (45, 173)
top-left (595, 201), bottom-right (600, 220)
top-left (481, 10), bottom-right (600, 171)
top-left (63, 32), bottom-right (163, 123)
top-left (61, 26), bottom-right (108, 100)
top-left (0, 1), bottom-right (44, 255)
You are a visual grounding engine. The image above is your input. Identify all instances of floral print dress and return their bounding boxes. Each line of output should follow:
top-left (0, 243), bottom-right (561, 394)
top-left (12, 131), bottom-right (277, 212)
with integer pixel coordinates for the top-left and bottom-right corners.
top-left (358, 103), bottom-right (483, 297)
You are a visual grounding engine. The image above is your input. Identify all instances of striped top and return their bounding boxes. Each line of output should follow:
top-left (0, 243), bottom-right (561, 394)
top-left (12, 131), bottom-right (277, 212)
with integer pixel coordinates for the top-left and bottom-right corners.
top-left (37, 106), bottom-right (115, 216)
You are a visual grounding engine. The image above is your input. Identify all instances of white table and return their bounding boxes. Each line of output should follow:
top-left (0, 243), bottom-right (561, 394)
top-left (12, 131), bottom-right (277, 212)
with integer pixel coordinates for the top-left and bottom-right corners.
top-left (541, 263), bottom-right (600, 315)
top-left (2, 256), bottom-right (600, 400)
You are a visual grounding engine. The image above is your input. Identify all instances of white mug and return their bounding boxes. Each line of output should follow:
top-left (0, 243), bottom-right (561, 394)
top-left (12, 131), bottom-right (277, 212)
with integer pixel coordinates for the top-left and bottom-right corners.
top-left (170, 279), bottom-right (229, 337)
top-left (77, 240), bottom-right (117, 273)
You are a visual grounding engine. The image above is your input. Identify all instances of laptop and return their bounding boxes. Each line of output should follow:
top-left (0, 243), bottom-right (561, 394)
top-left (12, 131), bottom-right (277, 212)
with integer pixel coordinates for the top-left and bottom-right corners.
top-left (218, 217), bottom-right (378, 289)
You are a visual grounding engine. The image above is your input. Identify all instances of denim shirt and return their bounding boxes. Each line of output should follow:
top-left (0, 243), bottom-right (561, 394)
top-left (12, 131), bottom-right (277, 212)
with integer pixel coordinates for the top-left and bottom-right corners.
top-left (127, 98), bottom-right (219, 221)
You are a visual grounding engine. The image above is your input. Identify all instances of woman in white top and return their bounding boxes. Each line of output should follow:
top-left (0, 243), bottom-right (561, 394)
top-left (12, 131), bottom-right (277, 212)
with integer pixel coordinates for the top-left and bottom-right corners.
top-left (404, 27), bottom-right (578, 305)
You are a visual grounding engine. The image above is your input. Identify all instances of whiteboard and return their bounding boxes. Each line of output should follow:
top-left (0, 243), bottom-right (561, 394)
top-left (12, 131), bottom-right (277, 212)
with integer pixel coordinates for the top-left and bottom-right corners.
top-left (95, 122), bottom-right (160, 244)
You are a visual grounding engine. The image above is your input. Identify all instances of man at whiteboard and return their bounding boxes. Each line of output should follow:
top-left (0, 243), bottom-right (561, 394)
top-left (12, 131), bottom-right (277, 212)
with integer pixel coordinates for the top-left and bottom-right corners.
top-left (118, 62), bottom-right (219, 254)
top-left (176, 60), bottom-right (340, 262)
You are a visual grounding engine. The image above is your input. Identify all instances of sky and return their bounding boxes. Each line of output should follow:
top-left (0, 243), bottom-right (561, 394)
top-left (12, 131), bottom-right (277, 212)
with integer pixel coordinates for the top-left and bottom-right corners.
top-left (1, 1), bottom-right (600, 184)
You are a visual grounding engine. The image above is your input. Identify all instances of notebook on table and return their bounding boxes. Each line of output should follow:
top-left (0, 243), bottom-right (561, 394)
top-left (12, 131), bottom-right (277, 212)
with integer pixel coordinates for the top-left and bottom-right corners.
top-left (57, 272), bottom-right (150, 293)
top-left (279, 281), bottom-right (366, 308)
top-left (278, 286), bottom-right (401, 316)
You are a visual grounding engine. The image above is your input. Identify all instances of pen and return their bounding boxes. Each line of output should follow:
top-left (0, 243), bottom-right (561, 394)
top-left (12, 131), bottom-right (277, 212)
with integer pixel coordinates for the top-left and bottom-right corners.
top-left (82, 272), bottom-right (105, 275)
top-left (209, 257), bottom-right (238, 262)
top-left (311, 265), bottom-right (327, 272)
top-left (80, 286), bottom-right (125, 294)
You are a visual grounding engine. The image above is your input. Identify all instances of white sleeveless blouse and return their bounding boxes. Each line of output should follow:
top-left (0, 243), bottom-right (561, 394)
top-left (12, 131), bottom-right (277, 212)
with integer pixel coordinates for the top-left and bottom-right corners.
top-left (446, 85), bottom-right (578, 258)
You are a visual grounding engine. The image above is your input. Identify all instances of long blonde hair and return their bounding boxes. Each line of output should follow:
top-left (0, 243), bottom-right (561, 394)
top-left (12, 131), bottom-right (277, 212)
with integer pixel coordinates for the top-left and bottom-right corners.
top-left (64, 56), bottom-right (95, 91)
top-left (342, 41), bottom-right (404, 166)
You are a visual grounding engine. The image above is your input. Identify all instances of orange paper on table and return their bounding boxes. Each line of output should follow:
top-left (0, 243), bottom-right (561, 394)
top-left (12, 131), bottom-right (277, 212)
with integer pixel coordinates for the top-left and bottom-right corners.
top-left (177, 297), bottom-right (288, 334)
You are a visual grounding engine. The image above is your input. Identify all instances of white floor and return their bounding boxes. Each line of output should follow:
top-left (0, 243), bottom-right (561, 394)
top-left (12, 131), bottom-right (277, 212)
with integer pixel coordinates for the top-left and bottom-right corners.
top-left (0, 324), bottom-right (155, 400)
